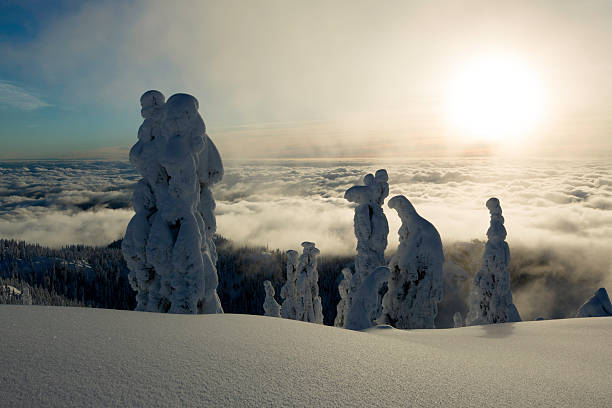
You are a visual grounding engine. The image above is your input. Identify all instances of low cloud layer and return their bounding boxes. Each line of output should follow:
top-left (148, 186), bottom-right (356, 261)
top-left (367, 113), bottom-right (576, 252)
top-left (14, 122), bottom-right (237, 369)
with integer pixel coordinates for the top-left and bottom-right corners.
top-left (0, 158), bottom-right (610, 319)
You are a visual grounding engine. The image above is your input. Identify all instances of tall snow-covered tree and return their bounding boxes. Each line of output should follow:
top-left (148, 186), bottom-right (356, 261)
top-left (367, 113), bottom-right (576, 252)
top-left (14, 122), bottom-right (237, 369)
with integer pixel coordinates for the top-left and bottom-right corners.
top-left (263, 280), bottom-right (281, 317)
top-left (343, 169), bottom-right (389, 327)
top-left (295, 242), bottom-right (323, 324)
top-left (334, 268), bottom-right (352, 327)
top-left (123, 91), bottom-right (224, 314)
top-left (345, 266), bottom-right (389, 330)
top-left (378, 195), bottom-right (444, 329)
top-left (280, 250), bottom-right (299, 319)
top-left (466, 198), bottom-right (521, 325)
top-left (575, 288), bottom-right (612, 317)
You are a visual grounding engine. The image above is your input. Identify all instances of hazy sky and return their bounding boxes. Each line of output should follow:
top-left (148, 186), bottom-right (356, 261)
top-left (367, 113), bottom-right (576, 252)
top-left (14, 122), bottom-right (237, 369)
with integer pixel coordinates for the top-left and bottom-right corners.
top-left (1, 0), bottom-right (611, 159)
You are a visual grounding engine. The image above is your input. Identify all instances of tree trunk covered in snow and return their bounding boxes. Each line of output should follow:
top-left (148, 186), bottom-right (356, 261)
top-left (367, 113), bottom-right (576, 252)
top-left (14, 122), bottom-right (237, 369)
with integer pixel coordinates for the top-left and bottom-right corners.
top-left (122, 91), bottom-right (224, 314)
top-left (334, 268), bottom-right (352, 327)
top-left (466, 198), bottom-right (520, 325)
top-left (295, 242), bottom-right (323, 324)
top-left (280, 250), bottom-right (299, 319)
top-left (378, 195), bottom-right (444, 329)
top-left (343, 169), bottom-right (389, 327)
top-left (263, 280), bottom-right (281, 317)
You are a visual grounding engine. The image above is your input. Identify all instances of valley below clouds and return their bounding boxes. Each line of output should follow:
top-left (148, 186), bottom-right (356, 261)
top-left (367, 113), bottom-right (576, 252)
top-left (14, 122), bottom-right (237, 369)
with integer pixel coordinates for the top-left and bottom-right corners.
top-left (1, 158), bottom-right (610, 319)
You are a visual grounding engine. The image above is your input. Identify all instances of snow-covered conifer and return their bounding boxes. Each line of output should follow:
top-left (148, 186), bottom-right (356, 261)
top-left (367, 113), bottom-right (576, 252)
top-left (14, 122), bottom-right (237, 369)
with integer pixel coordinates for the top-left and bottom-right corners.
top-left (575, 288), bottom-right (612, 317)
top-left (263, 280), bottom-right (281, 317)
top-left (280, 250), bottom-right (299, 319)
top-left (378, 195), bottom-right (444, 329)
top-left (453, 312), bottom-right (463, 328)
top-left (295, 242), bottom-right (323, 324)
top-left (466, 198), bottom-right (520, 325)
top-left (345, 266), bottom-right (389, 330)
top-left (334, 268), bottom-right (353, 327)
top-left (21, 286), bottom-right (32, 306)
top-left (344, 169), bottom-right (389, 326)
top-left (123, 91), bottom-right (224, 314)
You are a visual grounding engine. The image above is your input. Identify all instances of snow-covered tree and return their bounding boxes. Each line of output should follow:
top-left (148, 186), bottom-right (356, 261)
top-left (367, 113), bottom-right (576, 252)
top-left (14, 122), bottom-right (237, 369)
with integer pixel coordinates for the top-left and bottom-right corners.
top-left (378, 195), bottom-right (444, 329)
top-left (334, 268), bottom-right (352, 327)
top-left (453, 312), bottom-right (463, 328)
top-left (280, 250), bottom-right (299, 319)
top-left (21, 286), bottom-right (32, 306)
top-left (575, 288), bottom-right (612, 317)
top-left (466, 198), bottom-right (520, 325)
top-left (263, 280), bottom-right (281, 317)
top-left (345, 266), bottom-right (389, 330)
top-left (295, 242), bottom-right (323, 324)
top-left (344, 169), bottom-right (389, 326)
top-left (123, 91), bottom-right (224, 314)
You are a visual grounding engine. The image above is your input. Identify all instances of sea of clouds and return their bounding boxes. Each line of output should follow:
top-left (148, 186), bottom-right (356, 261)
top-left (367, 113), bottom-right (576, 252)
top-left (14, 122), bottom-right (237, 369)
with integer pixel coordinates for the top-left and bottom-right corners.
top-left (1, 158), bottom-right (610, 319)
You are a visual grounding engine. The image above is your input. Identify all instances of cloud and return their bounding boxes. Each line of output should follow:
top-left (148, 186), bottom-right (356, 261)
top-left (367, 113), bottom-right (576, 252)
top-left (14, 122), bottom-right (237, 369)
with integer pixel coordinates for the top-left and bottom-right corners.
top-left (0, 80), bottom-right (49, 110)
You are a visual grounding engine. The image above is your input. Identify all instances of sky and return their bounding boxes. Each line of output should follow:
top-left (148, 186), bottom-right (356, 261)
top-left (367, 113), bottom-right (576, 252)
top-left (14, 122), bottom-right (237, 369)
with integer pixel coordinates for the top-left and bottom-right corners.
top-left (1, 0), bottom-right (612, 159)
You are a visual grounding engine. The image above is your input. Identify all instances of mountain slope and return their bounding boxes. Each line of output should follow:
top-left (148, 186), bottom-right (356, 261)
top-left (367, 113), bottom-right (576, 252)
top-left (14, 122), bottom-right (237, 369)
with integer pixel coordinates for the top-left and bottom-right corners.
top-left (1, 306), bottom-right (610, 407)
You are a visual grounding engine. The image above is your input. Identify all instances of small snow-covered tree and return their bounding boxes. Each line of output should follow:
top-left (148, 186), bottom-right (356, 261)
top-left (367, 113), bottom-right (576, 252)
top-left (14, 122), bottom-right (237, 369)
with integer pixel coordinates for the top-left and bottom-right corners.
top-left (345, 266), bottom-right (389, 330)
top-left (575, 288), bottom-right (612, 317)
top-left (280, 250), bottom-right (299, 319)
top-left (466, 198), bottom-right (520, 325)
top-left (263, 280), bottom-right (281, 317)
top-left (21, 286), bottom-right (32, 306)
top-left (334, 268), bottom-right (353, 327)
top-left (378, 195), bottom-right (444, 329)
top-left (123, 91), bottom-right (224, 314)
top-left (453, 312), bottom-right (463, 328)
top-left (344, 169), bottom-right (389, 326)
top-left (295, 242), bottom-right (323, 324)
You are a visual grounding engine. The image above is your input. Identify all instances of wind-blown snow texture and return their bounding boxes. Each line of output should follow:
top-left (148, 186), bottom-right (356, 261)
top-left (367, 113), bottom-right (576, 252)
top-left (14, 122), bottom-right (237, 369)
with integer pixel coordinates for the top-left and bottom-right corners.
top-left (2, 306), bottom-right (611, 407)
top-left (343, 169), bottom-right (389, 327)
top-left (295, 242), bottom-right (323, 324)
top-left (378, 195), bottom-right (444, 329)
top-left (334, 267), bottom-right (352, 327)
top-left (263, 280), bottom-right (281, 317)
top-left (122, 91), bottom-right (224, 314)
top-left (345, 266), bottom-right (389, 330)
top-left (466, 198), bottom-right (521, 325)
top-left (280, 250), bottom-right (299, 319)
top-left (576, 287), bottom-right (612, 317)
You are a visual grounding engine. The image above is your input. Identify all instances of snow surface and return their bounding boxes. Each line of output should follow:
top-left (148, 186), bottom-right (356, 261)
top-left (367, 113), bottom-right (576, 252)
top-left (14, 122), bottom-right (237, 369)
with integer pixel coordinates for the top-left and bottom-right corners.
top-left (1, 305), bottom-right (611, 407)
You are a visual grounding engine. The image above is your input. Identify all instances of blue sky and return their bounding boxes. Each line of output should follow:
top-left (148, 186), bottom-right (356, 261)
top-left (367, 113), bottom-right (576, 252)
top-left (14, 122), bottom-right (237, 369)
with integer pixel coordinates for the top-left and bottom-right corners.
top-left (1, 0), bottom-right (611, 159)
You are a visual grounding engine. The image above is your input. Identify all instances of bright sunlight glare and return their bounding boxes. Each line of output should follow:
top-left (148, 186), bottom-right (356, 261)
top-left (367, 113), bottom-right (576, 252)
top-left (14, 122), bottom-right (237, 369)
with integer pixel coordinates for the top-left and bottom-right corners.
top-left (446, 55), bottom-right (546, 142)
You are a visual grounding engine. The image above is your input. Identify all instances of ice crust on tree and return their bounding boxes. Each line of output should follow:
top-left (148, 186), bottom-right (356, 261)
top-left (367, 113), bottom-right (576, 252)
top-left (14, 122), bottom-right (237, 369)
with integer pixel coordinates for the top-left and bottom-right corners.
top-left (345, 266), bottom-right (389, 331)
top-left (295, 242), bottom-right (323, 324)
top-left (378, 195), bottom-right (444, 329)
top-left (334, 268), bottom-right (353, 327)
top-left (263, 280), bottom-right (281, 317)
top-left (466, 198), bottom-right (521, 325)
top-left (122, 90), bottom-right (224, 314)
top-left (575, 288), bottom-right (612, 318)
top-left (344, 169), bottom-right (389, 327)
top-left (280, 250), bottom-right (299, 319)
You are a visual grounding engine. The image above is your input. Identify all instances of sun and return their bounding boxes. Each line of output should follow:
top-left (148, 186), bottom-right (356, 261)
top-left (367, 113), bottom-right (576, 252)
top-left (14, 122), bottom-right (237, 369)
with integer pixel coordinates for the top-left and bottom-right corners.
top-left (445, 54), bottom-right (545, 142)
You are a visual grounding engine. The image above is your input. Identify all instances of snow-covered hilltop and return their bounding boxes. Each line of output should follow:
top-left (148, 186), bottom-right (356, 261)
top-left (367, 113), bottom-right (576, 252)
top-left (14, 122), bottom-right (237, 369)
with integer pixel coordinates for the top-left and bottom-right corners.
top-left (2, 306), bottom-right (611, 407)
top-left (123, 91), bottom-right (224, 314)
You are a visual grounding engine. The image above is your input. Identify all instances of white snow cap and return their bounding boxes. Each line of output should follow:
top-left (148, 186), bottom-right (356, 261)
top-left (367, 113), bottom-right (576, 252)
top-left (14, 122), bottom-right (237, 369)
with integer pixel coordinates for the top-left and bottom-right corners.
top-left (344, 169), bottom-right (389, 328)
top-left (345, 266), bottom-right (390, 331)
top-left (378, 195), bottom-right (444, 329)
top-left (575, 288), bottom-right (612, 318)
top-left (334, 268), bottom-right (353, 327)
top-left (263, 280), bottom-right (281, 317)
top-left (466, 198), bottom-right (521, 325)
top-left (123, 90), bottom-right (224, 314)
top-left (295, 242), bottom-right (324, 324)
top-left (280, 250), bottom-right (299, 320)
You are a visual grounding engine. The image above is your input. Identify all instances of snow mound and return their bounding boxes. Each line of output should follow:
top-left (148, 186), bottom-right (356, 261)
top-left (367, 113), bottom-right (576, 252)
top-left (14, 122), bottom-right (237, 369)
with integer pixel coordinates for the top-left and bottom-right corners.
top-left (1, 306), bottom-right (611, 407)
top-left (576, 288), bottom-right (612, 317)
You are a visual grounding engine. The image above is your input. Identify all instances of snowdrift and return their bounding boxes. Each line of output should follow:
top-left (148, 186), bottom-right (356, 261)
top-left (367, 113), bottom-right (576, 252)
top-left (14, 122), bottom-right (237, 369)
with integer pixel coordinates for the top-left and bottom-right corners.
top-left (1, 306), bottom-right (610, 407)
